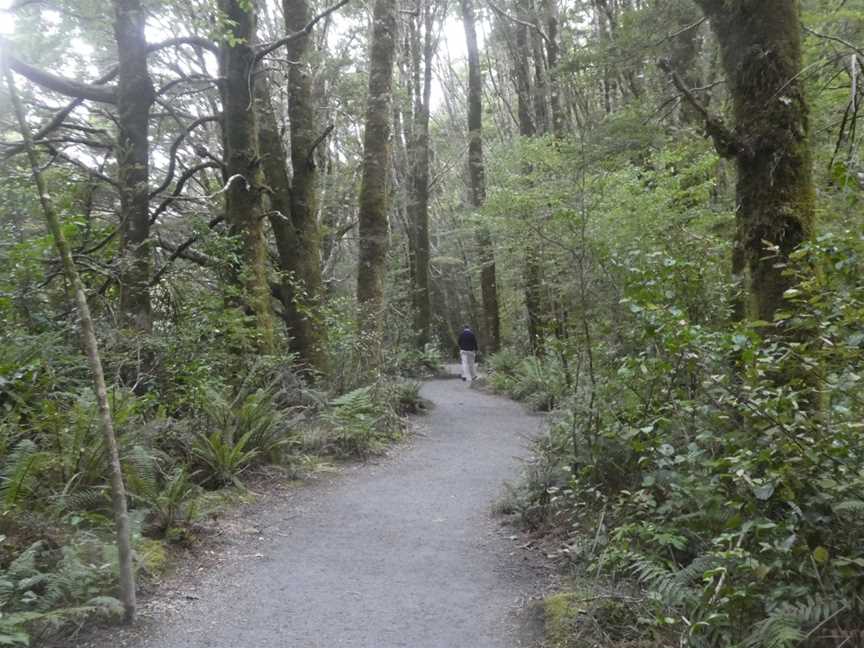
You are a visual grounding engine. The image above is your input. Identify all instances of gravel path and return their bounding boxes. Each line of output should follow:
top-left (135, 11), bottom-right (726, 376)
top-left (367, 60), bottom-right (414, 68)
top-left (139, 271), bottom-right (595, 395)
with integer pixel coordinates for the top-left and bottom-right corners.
top-left (73, 371), bottom-right (546, 648)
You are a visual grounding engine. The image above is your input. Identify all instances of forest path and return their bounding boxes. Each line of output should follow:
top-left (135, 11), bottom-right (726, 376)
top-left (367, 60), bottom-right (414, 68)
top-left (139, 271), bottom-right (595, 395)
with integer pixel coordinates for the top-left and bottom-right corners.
top-left (75, 369), bottom-right (547, 648)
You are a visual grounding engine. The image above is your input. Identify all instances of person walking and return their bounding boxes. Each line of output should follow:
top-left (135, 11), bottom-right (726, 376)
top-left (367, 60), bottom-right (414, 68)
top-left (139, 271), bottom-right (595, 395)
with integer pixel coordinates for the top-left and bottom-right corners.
top-left (458, 325), bottom-right (478, 383)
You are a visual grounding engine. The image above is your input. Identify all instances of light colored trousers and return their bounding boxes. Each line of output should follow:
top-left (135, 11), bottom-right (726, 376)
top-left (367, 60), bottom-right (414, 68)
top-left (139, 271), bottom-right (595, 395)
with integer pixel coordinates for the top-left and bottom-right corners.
top-left (460, 350), bottom-right (477, 381)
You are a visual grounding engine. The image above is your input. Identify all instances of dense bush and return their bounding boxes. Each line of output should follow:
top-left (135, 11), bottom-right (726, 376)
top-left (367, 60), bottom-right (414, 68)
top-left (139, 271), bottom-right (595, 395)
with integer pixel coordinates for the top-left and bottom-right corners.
top-left (498, 230), bottom-right (864, 647)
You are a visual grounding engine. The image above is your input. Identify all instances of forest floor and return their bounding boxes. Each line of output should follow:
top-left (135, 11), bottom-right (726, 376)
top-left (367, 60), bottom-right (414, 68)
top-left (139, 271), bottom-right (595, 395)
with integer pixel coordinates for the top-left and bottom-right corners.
top-left (65, 367), bottom-right (553, 648)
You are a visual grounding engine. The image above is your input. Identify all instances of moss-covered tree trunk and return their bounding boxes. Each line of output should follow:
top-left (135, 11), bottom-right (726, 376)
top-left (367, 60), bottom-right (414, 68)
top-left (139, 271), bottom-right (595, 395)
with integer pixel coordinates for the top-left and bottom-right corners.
top-left (406, 0), bottom-right (433, 348)
top-left (461, 0), bottom-right (500, 353)
top-left (113, 0), bottom-right (155, 335)
top-left (283, 0), bottom-right (327, 369)
top-left (255, 0), bottom-right (328, 371)
top-left (356, 0), bottom-right (398, 368)
top-left (218, 0), bottom-right (275, 352)
top-left (693, 0), bottom-right (815, 323)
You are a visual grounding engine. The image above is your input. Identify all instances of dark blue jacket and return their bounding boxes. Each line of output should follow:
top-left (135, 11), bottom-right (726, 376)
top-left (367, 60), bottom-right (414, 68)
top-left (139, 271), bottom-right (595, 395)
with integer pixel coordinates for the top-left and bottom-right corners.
top-left (458, 329), bottom-right (478, 352)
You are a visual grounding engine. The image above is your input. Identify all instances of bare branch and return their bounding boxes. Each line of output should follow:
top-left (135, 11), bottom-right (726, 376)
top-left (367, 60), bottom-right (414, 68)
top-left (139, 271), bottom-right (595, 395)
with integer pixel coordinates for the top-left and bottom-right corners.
top-left (658, 57), bottom-right (748, 159)
top-left (2, 67), bottom-right (118, 159)
top-left (651, 16), bottom-right (706, 48)
top-left (487, 1), bottom-right (550, 44)
top-left (146, 36), bottom-right (219, 56)
top-left (254, 0), bottom-right (351, 63)
top-left (803, 25), bottom-right (864, 60)
top-left (1, 41), bottom-right (117, 103)
top-left (149, 114), bottom-right (221, 199)
top-left (151, 214), bottom-right (225, 286)
top-left (150, 162), bottom-right (222, 224)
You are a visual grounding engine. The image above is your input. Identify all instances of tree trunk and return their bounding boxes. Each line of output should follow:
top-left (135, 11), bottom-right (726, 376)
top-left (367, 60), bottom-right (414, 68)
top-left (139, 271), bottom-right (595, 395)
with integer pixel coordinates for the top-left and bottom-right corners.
top-left (218, 0), bottom-right (276, 352)
top-left (407, 0), bottom-right (433, 348)
top-left (356, 0), bottom-right (398, 367)
top-left (113, 0), bottom-right (155, 335)
top-left (5, 63), bottom-right (136, 624)
top-left (283, 0), bottom-right (327, 369)
top-left (693, 0), bottom-right (815, 323)
top-left (512, 3), bottom-right (544, 355)
top-left (461, 0), bottom-right (501, 353)
top-left (541, 0), bottom-right (566, 138)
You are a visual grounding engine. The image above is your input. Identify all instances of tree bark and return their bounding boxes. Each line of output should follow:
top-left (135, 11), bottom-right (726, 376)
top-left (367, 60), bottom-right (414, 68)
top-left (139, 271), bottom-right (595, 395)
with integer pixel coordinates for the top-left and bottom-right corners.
top-left (541, 0), bottom-right (566, 138)
top-left (356, 0), bottom-right (398, 368)
top-left (511, 1), bottom-right (544, 355)
top-left (4, 63), bottom-right (136, 624)
top-left (692, 0), bottom-right (815, 323)
top-left (113, 0), bottom-right (156, 334)
top-left (218, 0), bottom-right (276, 352)
top-left (284, 0), bottom-right (327, 369)
top-left (406, 0), bottom-right (433, 348)
top-left (461, 0), bottom-right (501, 353)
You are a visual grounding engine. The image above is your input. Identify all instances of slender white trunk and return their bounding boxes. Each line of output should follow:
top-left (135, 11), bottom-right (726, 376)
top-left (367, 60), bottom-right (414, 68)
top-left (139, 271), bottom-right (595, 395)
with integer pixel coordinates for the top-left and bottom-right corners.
top-left (4, 62), bottom-right (137, 623)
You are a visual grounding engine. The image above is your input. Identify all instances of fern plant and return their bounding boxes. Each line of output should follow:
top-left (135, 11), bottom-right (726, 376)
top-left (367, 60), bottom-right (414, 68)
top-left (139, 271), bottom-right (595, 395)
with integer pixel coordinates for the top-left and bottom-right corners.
top-left (124, 447), bottom-right (201, 536)
top-left (191, 429), bottom-right (258, 488)
top-left (324, 386), bottom-right (387, 458)
top-left (0, 538), bottom-right (122, 646)
top-left (0, 440), bottom-right (52, 510)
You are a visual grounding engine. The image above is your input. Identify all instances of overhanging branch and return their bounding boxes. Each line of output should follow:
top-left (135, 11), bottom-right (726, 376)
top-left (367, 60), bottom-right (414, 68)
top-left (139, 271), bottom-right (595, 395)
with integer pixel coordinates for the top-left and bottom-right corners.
top-left (254, 0), bottom-right (351, 63)
top-left (1, 41), bottom-right (117, 103)
top-left (658, 57), bottom-right (749, 159)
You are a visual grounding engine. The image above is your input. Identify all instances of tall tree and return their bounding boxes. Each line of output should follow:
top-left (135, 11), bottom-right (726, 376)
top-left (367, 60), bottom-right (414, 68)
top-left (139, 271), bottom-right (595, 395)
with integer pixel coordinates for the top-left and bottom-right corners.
top-left (282, 0), bottom-right (327, 368)
top-left (681, 0), bottom-right (816, 323)
top-left (113, 0), bottom-right (155, 334)
top-left (256, 0), bottom-right (330, 371)
top-left (508, 0), bottom-right (546, 355)
top-left (406, 0), bottom-right (435, 347)
top-left (461, 0), bottom-right (501, 352)
top-left (356, 0), bottom-right (398, 367)
top-left (217, 0), bottom-right (276, 352)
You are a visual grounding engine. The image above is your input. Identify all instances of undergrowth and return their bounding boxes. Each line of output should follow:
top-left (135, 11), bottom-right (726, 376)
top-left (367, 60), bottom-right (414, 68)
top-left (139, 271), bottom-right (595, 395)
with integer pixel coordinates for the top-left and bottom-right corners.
top-left (494, 230), bottom-right (864, 647)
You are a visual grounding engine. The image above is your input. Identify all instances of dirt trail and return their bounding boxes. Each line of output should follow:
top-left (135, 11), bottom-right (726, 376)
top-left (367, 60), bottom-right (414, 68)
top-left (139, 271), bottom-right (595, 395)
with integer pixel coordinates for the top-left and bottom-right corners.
top-left (75, 370), bottom-right (547, 648)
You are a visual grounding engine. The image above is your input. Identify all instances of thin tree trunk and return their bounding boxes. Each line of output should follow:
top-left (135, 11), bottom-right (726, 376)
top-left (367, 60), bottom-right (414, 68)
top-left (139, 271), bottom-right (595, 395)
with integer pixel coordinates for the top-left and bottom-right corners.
top-left (461, 0), bottom-right (500, 352)
top-left (218, 0), bottom-right (276, 352)
top-left (113, 0), bottom-right (155, 335)
top-left (407, 0), bottom-right (433, 347)
top-left (356, 0), bottom-right (398, 368)
top-left (512, 1), bottom-right (544, 355)
top-left (541, 0), bottom-right (566, 138)
top-left (4, 63), bottom-right (136, 624)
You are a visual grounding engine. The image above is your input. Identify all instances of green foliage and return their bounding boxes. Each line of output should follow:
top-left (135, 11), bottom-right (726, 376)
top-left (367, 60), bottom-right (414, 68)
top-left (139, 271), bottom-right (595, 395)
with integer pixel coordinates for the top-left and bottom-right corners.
top-left (0, 537), bottom-right (122, 646)
top-left (191, 429), bottom-right (258, 489)
top-left (509, 227), bottom-right (864, 646)
top-left (487, 350), bottom-right (568, 411)
top-left (322, 384), bottom-right (403, 458)
top-left (124, 447), bottom-right (201, 538)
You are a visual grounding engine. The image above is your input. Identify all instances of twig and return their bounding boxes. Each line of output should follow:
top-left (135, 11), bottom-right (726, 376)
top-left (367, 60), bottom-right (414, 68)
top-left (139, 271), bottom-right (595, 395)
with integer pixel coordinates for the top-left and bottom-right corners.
top-left (487, 1), bottom-right (550, 44)
top-left (651, 16), bottom-right (706, 48)
top-left (803, 25), bottom-right (864, 60)
top-left (254, 0), bottom-right (351, 63)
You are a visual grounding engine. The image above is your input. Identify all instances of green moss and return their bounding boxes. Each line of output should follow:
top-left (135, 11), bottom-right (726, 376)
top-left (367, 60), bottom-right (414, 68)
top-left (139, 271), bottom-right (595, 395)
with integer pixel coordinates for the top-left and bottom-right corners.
top-left (544, 592), bottom-right (584, 648)
top-left (136, 538), bottom-right (168, 576)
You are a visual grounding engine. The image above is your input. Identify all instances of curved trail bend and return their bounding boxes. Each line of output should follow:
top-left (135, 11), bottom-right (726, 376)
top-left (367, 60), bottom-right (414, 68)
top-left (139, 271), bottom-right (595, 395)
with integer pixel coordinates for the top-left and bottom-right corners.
top-left (78, 372), bottom-right (546, 648)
